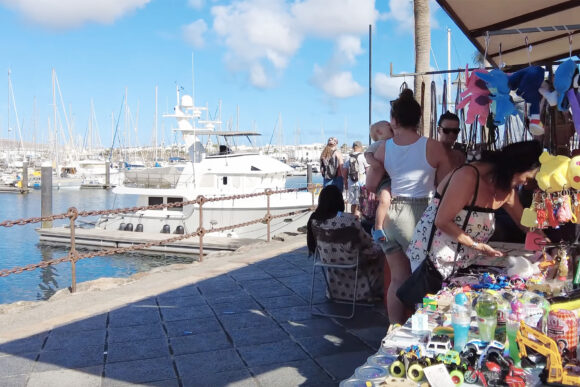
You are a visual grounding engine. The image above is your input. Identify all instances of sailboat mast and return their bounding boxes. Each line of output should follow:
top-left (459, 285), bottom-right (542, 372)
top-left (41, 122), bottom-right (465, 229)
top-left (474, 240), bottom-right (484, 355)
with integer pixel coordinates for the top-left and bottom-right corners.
top-left (155, 85), bottom-right (158, 162)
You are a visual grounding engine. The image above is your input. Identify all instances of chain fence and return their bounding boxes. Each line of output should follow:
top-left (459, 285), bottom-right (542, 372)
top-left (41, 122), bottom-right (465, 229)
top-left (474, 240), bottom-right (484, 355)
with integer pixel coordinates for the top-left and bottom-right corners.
top-left (0, 185), bottom-right (320, 293)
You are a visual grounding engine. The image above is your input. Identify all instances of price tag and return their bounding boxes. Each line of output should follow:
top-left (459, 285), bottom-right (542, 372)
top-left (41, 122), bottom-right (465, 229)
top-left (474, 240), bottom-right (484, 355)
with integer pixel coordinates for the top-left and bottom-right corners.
top-left (423, 363), bottom-right (455, 387)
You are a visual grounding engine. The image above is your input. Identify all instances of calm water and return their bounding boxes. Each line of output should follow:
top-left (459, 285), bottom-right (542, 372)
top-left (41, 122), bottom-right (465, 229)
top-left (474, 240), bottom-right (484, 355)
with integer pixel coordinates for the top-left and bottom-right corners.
top-left (0, 175), bottom-right (316, 304)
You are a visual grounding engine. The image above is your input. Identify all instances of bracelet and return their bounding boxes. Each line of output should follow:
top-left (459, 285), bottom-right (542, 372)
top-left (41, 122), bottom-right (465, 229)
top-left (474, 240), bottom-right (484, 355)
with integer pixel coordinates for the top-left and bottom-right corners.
top-left (471, 241), bottom-right (480, 250)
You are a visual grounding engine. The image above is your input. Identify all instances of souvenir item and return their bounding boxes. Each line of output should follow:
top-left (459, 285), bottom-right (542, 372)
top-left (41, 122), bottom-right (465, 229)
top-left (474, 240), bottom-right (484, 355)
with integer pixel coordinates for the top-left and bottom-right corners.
top-left (475, 69), bottom-right (518, 125)
top-left (457, 66), bottom-right (491, 126)
top-left (508, 66), bottom-right (545, 135)
top-left (535, 151), bottom-right (570, 192)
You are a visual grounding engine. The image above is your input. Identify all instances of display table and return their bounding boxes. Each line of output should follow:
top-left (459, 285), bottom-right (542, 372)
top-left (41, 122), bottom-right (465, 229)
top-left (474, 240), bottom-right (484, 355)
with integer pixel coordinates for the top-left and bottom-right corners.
top-left (339, 242), bottom-right (566, 387)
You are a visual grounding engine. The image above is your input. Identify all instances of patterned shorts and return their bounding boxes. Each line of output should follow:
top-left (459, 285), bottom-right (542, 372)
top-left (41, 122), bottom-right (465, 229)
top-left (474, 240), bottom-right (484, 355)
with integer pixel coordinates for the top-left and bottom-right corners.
top-left (347, 185), bottom-right (361, 205)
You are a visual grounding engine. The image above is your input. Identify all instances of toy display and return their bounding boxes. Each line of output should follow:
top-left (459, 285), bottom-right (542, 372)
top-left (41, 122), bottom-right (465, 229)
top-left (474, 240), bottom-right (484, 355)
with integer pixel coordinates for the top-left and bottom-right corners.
top-left (475, 69), bottom-right (518, 126)
top-left (508, 66), bottom-right (545, 135)
top-left (456, 66), bottom-right (491, 126)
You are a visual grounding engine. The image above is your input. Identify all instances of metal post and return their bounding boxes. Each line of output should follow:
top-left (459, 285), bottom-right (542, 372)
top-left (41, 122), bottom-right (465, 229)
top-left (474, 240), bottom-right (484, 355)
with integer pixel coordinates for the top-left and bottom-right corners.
top-left (266, 190), bottom-right (271, 242)
top-left (105, 161), bottom-right (110, 188)
top-left (41, 166), bottom-right (53, 228)
top-left (68, 207), bottom-right (78, 293)
top-left (21, 161), bottom-right (28, 193)
top-left (306, 163), bottom-right (312, 186)
top-left (198, 197), bottom-right (204, 260)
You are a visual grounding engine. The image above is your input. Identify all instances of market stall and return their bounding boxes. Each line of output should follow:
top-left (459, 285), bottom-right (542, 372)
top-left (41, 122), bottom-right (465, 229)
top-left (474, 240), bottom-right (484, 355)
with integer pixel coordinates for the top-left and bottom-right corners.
top-left (340, 1), bottom-right (580, 386)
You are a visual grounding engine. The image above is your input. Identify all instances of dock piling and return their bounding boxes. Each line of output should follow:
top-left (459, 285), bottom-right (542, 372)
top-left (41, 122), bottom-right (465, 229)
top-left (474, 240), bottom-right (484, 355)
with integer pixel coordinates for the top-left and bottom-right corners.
top-left (41, 166), bottom-right (53, 228)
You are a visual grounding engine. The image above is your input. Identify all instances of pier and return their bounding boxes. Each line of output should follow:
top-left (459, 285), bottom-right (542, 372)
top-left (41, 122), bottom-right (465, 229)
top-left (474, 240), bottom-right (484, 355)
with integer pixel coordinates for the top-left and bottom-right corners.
top-left (0, 234), bottom-right (389, 386)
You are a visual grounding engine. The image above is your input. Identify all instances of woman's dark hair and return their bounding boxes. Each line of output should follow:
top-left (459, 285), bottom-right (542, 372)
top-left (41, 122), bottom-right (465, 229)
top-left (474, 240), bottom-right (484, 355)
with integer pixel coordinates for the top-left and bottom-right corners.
top-left (480, 140), bottom-right (543, 191)
top-left (438, 110), bottom-right (460, 126)
top-left (306, 185), bottom-right (345, 255)
top-left (390, 88), bottom-right (421, 128)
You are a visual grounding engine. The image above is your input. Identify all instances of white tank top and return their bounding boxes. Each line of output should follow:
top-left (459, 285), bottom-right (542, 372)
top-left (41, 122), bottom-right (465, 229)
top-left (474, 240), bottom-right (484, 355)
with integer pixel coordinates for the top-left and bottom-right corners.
top-left (384, 136), bottom-right (436, 197)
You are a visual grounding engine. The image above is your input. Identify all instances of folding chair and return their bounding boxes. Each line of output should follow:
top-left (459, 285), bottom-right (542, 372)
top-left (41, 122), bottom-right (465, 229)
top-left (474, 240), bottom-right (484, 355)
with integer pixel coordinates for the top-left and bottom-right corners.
top-left (309, 244), bottom-right (371, 319)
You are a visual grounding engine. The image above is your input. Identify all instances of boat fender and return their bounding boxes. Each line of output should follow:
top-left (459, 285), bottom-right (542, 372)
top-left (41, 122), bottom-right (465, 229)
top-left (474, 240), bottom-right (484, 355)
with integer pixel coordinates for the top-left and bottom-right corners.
top-left (125, 223), bottom-right (134, 232)
top-left (135, 224), bottom-right (144, 232)
top-left (161, 224), bottom-right (171, 234)
top-left (175, 225), bottom-right (184, 234)
top-left (119, 223), bottom-right (126, 231)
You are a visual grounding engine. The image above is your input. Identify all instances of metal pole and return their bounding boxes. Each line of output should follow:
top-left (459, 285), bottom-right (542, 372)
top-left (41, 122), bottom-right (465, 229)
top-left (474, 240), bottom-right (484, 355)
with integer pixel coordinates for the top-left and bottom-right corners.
top-left (368, 24), bottom-right (372, 146)
top-left (41, 166), bottom-right (53, 228)
top-left (69, 208), bottom-right (77, 293)
top-left (306, 163), bottom-right (313, 187)
top-left (266, 190), bottom-right (271, 242)
top-left (198, 198), bottom-right (204, 260)
top-left (105, 161), bottom-right (110, 188)
top-left (21, 161), bottom-right (28, 193)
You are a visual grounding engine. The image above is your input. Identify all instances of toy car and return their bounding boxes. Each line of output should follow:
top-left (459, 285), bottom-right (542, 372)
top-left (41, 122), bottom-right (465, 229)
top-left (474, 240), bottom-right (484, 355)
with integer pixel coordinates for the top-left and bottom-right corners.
top-left (461, 340), bottom-right (505, 367)
top-left (425, 334), bottom-right (453, 357)
top-left (436, 350), bottom-right (468, 386)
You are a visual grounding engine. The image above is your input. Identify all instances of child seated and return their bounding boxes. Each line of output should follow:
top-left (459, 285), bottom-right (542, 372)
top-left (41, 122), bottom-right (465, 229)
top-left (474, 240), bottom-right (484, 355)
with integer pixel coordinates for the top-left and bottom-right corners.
top-left (364, 121), bottom-right (394, 243)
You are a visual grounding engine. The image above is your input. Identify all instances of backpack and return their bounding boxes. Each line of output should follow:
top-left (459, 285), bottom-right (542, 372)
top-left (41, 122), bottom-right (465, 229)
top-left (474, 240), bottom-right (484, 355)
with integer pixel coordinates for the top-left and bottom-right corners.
top-left (320, 151), bottom-right (338, 179)
top-left (348, 153), bottom-right (362, 182)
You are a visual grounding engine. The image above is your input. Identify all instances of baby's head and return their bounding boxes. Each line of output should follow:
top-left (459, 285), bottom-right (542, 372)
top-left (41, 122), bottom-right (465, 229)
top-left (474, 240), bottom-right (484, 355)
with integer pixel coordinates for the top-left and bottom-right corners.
top-left (370, 120), bottom-right (393, 141)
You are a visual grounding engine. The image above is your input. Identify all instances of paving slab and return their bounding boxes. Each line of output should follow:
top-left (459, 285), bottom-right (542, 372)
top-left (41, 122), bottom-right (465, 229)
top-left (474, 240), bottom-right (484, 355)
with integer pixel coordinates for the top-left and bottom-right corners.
top-left (106, 338), bottom-right (170, 363)
top-left (0, 235), bottom-right (389, 386)
top-left (169, 330), bottom-right (232, 355)
top-left (251, 359), bottom-right (335, 387)
top-left (236, 339), bottom-right (309, 367)
top-left (104, 356), bottom-right (176, 384)
top-left (27, 365), bottom-right (102, 387)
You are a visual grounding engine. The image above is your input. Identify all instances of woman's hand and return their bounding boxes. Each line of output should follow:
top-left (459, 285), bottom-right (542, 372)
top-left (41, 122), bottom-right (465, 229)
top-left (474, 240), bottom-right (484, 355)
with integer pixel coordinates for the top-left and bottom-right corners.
top-left (475, 243), bottom-right (503, 257)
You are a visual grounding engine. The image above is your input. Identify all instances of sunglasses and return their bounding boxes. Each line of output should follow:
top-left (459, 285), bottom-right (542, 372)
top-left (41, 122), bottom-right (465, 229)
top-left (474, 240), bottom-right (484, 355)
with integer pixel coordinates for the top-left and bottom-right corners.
top-left (440, 127), bottom-right (460, 135)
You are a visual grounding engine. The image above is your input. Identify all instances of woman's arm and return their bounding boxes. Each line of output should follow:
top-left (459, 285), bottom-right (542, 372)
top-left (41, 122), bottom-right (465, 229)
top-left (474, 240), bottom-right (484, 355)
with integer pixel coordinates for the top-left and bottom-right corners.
top-left (366, 142), bottom-right (386, 193)
top-left (433, 167), bottom-right (503, 257)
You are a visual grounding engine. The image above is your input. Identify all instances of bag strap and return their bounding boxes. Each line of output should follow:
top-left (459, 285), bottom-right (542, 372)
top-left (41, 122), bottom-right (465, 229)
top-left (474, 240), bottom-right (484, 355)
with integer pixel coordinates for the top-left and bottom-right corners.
top-left (425, 164), bottom-right (481, 276)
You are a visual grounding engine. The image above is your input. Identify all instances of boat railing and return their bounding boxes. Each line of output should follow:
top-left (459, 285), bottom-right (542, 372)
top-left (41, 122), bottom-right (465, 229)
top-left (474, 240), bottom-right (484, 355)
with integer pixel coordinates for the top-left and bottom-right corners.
top-left (0, 185), bottom-right (322, 294)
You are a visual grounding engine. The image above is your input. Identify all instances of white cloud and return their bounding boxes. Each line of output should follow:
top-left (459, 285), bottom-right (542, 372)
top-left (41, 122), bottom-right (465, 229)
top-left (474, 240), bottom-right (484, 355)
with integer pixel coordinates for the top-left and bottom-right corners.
top-left (182, 19), bottom-right (207, 48)
top-left (291, 0), bottom-right (377, 38)
top-left (336, 35), bottom-right (363, 65)
top-left (375, 72), bottom-right (409, 101)
top-left (384, 0), bottom-right (439, 33)
top-left (187, 0), bottom-right (205, 10)
top-left (0, 0), bottom-right (150, 29)
top-left (211, 0), bottom-right (302, 88)
top-left (312, 65), bottom-right (364, 98)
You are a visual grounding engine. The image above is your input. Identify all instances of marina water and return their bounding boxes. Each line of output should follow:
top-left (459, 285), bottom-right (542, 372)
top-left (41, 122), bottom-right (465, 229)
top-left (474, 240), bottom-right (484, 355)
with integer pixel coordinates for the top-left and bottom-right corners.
top-left (0, 175), bottom-right (318, 305)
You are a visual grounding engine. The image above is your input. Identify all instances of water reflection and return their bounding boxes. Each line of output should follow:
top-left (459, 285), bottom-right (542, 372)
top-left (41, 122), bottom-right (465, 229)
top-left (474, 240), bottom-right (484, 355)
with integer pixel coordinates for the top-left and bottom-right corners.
top-left (36, 245), bottom-right (60, 301)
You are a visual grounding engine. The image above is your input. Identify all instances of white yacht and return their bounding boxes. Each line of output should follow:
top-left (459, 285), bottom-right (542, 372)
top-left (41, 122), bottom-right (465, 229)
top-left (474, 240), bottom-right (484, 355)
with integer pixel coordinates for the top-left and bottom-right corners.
top-left (38, 91), bottom-right (314, 254)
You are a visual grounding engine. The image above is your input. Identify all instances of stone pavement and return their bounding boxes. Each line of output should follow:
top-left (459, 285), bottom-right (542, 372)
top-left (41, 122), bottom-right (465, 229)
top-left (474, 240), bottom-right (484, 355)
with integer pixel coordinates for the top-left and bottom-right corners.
top-left (0, 235), bottom-right (389, 387)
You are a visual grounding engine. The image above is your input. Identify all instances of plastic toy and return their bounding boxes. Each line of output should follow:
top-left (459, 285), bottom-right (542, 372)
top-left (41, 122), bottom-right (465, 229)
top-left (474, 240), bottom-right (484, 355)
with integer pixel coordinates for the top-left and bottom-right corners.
top-left (457, 66), bottom-right (491, 126)
top-left (436, 350), bottom-right (468, 386)
top-left (425, 334), bottom-right (453, 357)
top-left (516, 322), bottom-right (580, 386)
top-left (535, 151), bottom-right (571, 192)
top-left (475, 69), bottom-right (518, 125)
top-left (389, 345), bottom-right (433, 382)
top-left (461, 340), bottom-right (525, 386)
top-left (508, 66), bottom-right (545, 135)
top-left (554, 58), bottom-right (579, 111)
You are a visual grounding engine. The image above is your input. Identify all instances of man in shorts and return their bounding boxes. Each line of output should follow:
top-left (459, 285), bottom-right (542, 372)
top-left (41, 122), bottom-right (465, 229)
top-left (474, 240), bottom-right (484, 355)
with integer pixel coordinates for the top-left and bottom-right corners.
top-left (342, 141), bottom-right (368, 218)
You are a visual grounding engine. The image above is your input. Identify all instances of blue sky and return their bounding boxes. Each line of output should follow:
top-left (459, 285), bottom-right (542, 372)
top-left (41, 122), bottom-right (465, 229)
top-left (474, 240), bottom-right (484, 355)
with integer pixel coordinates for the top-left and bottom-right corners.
top-left (0, 0), bottom-right (478, 149)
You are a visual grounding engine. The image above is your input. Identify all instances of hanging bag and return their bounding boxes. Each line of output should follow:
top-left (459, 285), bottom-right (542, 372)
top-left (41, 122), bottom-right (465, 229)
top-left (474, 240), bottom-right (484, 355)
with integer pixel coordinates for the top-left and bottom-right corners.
top-left (396, 165), bottom-right (481, 309)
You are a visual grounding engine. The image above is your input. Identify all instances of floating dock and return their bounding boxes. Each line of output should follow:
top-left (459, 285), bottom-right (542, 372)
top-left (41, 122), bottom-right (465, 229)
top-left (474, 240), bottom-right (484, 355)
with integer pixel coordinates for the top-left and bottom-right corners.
top-left (36, 227), bottom-right (260, 256)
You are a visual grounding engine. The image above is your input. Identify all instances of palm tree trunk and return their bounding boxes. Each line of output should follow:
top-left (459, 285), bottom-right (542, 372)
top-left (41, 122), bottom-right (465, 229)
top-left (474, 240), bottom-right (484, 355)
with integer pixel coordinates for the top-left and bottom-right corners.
top-left (414, 0), bottom-right (431, 136)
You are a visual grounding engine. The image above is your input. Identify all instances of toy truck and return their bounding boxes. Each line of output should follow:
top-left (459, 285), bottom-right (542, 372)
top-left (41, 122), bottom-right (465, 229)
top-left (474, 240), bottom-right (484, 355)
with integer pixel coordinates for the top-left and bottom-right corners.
top-left (516, 322), bottom-right (580, 386)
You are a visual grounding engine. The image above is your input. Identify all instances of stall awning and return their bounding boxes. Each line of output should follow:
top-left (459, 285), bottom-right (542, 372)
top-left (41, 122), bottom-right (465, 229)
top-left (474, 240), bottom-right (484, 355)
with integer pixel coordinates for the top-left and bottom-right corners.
top-left (437, 0), bottom-right (580, 67)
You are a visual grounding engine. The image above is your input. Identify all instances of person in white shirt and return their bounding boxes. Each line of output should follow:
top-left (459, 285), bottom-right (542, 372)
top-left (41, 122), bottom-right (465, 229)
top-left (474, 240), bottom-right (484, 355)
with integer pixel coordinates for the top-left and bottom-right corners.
top-left (342, 141), bottom-right (368, 218)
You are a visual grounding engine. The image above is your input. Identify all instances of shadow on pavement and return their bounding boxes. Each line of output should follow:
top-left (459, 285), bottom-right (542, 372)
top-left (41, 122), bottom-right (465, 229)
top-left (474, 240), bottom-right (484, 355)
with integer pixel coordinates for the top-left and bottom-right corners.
top-left (0, 246), bottom-right (389, 386)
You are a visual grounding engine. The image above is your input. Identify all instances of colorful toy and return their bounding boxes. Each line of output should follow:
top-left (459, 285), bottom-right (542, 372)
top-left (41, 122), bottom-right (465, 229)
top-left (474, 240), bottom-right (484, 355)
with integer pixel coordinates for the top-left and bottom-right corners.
top-left (535, 151), bottom-right (571, 192)
top-left (508, 66), bottom-right (545, 135)
top-left (554, 58), bottom-right (579, 111)
top-left (475, 69), bottom-right (518, 125)
top-left (457, 66), bottom-right (491, 126)
top-left (568, 89), bottom-right (580, 136)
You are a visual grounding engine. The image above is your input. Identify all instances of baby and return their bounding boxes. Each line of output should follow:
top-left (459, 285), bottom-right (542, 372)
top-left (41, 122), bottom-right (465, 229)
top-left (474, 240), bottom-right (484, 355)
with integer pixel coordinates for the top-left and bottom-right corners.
top-left (364, 121), bottom-right (394, 242)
